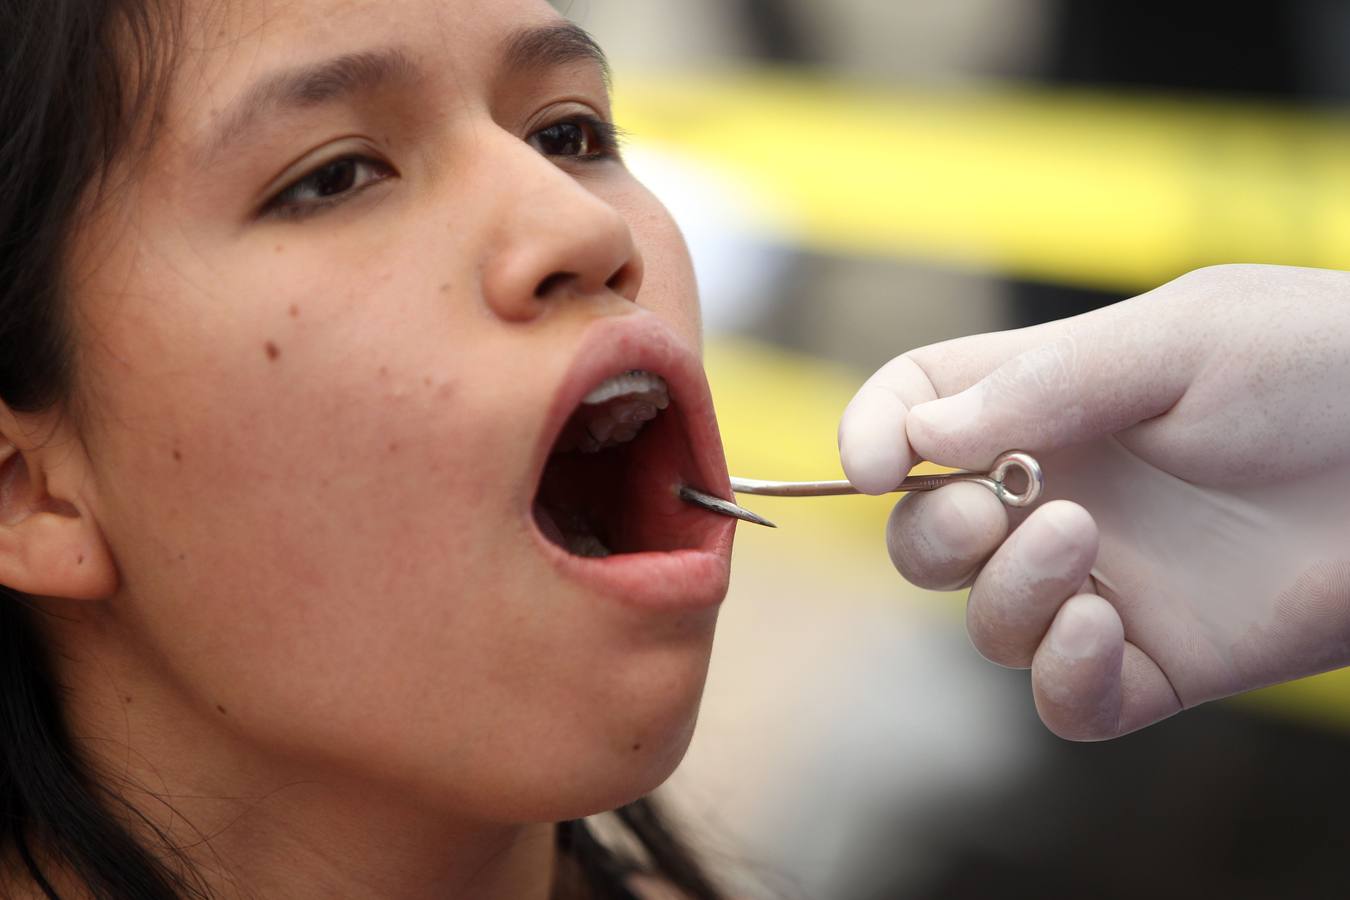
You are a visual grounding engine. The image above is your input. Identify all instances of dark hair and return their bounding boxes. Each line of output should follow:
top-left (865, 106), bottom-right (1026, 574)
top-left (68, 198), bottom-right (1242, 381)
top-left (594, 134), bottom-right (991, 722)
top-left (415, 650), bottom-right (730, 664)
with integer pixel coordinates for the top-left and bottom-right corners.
top-left (0, 2), bottom-right (726, 897)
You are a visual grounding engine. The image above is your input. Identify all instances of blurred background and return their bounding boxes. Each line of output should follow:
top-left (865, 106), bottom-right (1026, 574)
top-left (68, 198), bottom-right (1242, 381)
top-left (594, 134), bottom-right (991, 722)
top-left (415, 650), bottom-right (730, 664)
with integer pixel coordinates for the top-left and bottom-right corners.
top-left (560, 3), bottom-right (1350, 897)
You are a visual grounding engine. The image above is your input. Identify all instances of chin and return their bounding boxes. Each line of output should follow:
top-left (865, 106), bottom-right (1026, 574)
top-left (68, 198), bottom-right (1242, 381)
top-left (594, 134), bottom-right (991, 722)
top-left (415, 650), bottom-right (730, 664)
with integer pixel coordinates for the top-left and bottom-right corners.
top-left (502, 634), bottom-right (715, 824)
top-left (557, 706), bottom-right (704, 822)
top-left (601, 650), bottom-right (711, 803)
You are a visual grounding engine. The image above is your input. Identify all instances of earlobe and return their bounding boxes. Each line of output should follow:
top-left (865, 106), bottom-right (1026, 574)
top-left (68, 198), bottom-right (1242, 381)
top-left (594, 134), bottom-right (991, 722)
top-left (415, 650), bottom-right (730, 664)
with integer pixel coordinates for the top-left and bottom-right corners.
top-left (0, 433), bottom-right (117, 601)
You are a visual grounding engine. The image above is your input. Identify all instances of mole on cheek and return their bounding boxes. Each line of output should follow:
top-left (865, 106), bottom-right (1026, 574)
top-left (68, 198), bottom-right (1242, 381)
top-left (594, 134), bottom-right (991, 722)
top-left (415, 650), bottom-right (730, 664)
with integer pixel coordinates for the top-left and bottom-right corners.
top-left (172, 449), bottom-right (183, 462)
top-left (265, 341), bottom-right (281, 361)
top-left (216, 705), bottom-right (227, 715)
top-left (288, 304), bottom-right (301, 318)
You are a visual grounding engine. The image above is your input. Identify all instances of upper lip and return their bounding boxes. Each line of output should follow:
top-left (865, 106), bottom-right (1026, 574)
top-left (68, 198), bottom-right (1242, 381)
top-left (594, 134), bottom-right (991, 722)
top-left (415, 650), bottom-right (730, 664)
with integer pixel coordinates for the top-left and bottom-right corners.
top-left (529, 312), bottom-right (731, 512)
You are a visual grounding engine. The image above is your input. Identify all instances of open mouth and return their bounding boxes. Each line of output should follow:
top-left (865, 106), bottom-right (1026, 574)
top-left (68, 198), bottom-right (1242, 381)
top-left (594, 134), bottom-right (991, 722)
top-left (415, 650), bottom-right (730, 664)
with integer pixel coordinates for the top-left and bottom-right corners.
top-left (533, 369), bottom-right (702, 558)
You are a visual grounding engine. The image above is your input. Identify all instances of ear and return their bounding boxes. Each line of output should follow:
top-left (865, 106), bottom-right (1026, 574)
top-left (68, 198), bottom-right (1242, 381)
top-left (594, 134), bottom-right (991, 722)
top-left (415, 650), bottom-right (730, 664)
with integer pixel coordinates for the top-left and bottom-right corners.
top-left (0, 405), bottom-right (117, 600)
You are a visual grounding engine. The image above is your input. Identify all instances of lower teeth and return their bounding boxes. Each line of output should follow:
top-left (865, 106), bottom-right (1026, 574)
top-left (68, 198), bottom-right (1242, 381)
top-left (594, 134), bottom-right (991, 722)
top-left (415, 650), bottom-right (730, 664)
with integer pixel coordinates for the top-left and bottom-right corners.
top-left (567, 533), bottom-right (611, 558)
top-left (535, 503), bottom-right (612, 558)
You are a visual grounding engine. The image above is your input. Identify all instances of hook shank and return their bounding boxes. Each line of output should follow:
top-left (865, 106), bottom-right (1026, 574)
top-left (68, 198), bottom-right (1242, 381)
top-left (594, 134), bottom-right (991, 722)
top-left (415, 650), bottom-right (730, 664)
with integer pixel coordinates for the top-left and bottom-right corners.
top-left (728, 450), bottom-right (1044, 509)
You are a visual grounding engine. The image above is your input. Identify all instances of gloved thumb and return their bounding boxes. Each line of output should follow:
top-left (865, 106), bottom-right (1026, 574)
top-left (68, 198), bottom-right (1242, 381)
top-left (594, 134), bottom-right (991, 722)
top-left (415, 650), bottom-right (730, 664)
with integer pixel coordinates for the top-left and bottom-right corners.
top-left (904, 303), bottom-right (1201, 470)
top-left (840, 323), bottom-right (1072, 493)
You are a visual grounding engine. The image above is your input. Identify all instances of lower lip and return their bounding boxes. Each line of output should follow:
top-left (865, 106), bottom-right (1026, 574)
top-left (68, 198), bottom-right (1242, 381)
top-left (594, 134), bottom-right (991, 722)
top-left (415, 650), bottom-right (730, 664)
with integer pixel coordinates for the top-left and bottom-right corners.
top-left (530, 517), bottom-right (736, 612)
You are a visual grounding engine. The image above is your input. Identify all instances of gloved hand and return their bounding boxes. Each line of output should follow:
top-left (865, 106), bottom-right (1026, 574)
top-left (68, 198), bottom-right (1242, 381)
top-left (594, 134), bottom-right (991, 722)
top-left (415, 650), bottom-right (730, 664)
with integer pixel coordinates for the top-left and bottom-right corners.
top-left (838, 265), bottom-right (1350, 740)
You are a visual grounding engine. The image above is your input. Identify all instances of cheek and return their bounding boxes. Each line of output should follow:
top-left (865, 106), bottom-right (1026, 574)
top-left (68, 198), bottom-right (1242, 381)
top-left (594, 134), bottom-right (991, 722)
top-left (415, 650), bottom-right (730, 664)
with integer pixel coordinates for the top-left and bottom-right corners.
top-left (80, 257), bottom-right (537, 654)
top-left (621, 187), bottom-right (701, 345)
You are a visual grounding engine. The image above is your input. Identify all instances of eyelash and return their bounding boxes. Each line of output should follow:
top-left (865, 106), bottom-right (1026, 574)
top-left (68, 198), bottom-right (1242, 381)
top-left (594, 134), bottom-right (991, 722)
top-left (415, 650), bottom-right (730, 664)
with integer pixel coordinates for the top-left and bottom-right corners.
top-left (262, 156), bottom-right (394, 221)
top-left (527, 114), bottom-right (623, 162)
top-left (261, 115), bottom-right (622, 221)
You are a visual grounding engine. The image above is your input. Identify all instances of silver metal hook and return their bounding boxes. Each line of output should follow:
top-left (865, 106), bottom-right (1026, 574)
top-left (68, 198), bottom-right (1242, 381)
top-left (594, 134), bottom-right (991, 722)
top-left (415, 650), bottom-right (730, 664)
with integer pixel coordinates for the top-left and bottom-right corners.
top-left (727, 450), bottom-right (1044, 509)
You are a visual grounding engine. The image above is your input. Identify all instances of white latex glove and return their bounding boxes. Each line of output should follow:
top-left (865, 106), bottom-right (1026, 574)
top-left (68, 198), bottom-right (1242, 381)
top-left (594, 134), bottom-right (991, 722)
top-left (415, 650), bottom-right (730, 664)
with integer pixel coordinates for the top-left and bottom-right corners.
top-left (838, 265), bottom-right (1350, 740)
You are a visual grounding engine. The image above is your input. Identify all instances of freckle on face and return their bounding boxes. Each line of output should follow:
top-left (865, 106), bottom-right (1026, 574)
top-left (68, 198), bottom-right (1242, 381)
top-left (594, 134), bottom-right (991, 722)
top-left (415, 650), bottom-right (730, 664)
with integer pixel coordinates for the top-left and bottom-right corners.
top-left (288, 304), bottom-right (300, 318)
top-left (265, 341), bottom-right (281, 361)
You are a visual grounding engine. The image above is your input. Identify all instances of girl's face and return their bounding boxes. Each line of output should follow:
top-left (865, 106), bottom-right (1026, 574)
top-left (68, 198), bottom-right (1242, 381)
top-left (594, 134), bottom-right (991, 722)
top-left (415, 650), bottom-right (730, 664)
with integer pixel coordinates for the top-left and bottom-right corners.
top-left (61, 0), bottom-right (733, 823)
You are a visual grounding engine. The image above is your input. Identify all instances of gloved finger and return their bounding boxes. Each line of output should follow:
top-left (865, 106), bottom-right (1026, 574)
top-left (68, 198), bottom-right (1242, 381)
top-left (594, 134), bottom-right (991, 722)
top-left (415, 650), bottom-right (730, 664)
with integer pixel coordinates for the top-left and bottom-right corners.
top-left (965, 501), bottom-right (1098, 668)
top-left (838, 355), bottom-right (935, 494)
top-left (904, 300), bottom-right (1202, 471)
top-left (885, 481), bottom-right (1008, 591)
top-left (1031, 594), bottom-right (1183, 741)
top-left (838, 323), bottom-right (1080, 493)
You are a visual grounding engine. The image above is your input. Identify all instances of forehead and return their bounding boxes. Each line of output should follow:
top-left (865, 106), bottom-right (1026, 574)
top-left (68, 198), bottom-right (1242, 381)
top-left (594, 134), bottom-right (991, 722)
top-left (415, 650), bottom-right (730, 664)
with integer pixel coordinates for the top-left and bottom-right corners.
top-left (175, 0), bottom-right (568, 113)
top-left (189, 0), bottom-right (559, 52)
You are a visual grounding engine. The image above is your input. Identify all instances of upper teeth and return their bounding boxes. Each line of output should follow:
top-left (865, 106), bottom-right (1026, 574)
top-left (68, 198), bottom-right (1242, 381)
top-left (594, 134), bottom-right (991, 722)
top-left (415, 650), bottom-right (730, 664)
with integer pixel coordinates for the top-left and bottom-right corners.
top-left (569, 370), bottom-right (670, 453)
top-left (583, 370), bottom-right (670, 407)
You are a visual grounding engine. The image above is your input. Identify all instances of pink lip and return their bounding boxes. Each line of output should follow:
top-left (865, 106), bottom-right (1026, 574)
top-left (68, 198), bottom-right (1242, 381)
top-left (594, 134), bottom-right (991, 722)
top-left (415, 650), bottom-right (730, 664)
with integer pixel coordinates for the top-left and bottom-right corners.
top-left (527, 313), bottom-right (735, 611)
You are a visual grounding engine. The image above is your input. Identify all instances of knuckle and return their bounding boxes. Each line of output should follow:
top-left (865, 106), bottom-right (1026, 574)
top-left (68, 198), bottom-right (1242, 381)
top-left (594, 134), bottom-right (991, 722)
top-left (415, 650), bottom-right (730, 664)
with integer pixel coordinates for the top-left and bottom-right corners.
top-left (1174, 263), bottom-right (1248, 288)
top-left (989, 334), bottom-right (1084, 420)
top-left (1164, 264), bottom-right (1264, 313)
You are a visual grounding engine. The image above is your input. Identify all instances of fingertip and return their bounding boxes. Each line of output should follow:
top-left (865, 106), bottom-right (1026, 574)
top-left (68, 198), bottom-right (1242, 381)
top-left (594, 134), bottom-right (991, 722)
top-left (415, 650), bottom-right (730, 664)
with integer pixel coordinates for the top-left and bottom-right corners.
top-left (906, 388), bottom-right (990, 468)
top-left (962, 502), bottom-right (1099, 668)
top-left (1032, 594), bottom-right (1125, 741)
top-left (1033, 500), bottom-right (1100, 564)
top-left (886, 481), bottom-right (1008, 591)
top-left (1045, 594), bottom-right (1122, 661)
top-left (839, 386), bottom-right (911, 494)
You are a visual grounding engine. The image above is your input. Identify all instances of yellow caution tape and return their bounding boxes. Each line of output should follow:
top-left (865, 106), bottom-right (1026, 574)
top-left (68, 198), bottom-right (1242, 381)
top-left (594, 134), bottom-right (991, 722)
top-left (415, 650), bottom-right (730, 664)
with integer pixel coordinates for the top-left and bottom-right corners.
top-left (618, 71), bottom-right (1350, 292)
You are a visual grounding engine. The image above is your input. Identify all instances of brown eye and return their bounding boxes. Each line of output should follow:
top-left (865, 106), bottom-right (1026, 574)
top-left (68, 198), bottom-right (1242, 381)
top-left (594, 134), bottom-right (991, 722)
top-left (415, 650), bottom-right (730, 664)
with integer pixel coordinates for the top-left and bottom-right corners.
top-left (527, 117), bottom-right (620, 161)
top-left (306, 158), bottom-right (360, 196)
top-left (533, 122), bottom-right (590, 156)
top-left (264, 155), bottom-right (395, 219)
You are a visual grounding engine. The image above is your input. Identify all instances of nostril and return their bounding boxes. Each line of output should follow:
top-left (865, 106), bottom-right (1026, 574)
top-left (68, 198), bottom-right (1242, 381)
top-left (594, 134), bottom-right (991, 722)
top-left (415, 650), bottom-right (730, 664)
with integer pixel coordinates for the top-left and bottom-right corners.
top-left (535, 272), bottom-right (577, 299)
top-left (606, 261), bottom-right (641, 299)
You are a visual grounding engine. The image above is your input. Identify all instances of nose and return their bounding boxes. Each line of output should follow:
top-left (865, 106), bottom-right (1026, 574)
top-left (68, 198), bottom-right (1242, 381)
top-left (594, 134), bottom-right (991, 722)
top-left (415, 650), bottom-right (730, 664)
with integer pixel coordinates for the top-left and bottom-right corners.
top-left (481, 144), bottom-right (644, 323)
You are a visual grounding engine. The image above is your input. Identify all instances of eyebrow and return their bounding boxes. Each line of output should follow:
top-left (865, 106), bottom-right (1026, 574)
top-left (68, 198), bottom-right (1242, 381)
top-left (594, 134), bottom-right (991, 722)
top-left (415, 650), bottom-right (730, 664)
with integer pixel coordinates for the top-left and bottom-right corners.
top-left (199, 22), bottom-right (610, 165)
top-left (199, 47), bottom-right (418, 164)
top-left (503, 22), bottom-right (611, 87)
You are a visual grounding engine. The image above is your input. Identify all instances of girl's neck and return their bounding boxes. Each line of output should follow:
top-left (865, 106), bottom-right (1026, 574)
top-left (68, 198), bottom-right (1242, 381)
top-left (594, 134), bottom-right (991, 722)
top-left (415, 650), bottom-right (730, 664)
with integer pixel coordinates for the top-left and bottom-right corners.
top-left (1, 817), bottom-right (559, 900)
